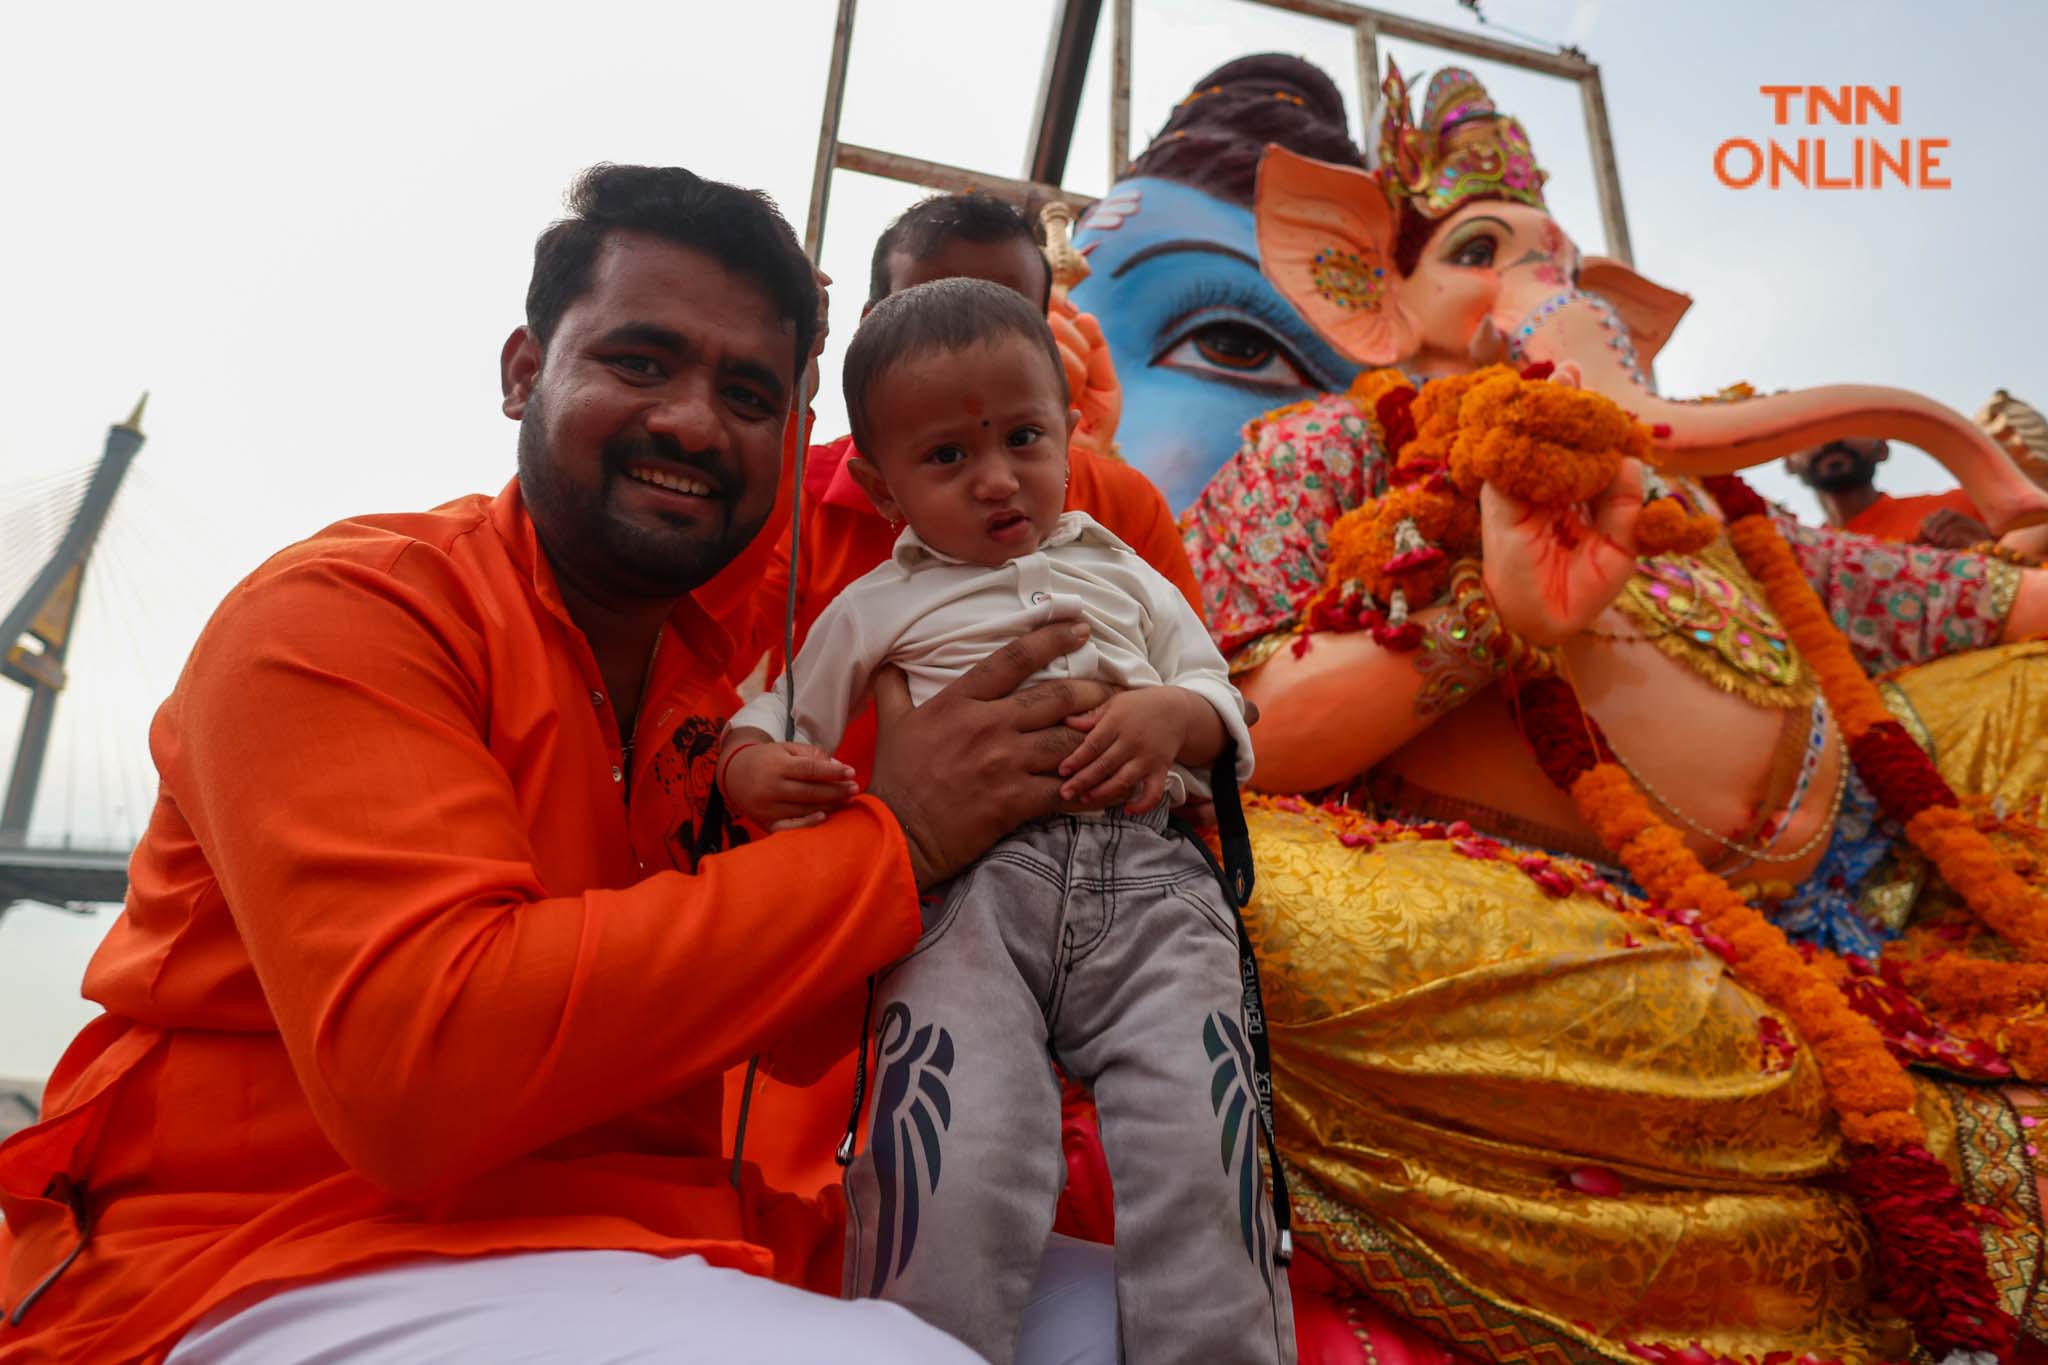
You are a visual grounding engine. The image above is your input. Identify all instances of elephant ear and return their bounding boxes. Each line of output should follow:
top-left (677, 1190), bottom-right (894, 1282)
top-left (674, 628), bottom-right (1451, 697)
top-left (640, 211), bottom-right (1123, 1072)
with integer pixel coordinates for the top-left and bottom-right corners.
top-left (1579, 256), bottom-right (1692, 370)
top-left (1254, 145), bottom-right (1416, 366)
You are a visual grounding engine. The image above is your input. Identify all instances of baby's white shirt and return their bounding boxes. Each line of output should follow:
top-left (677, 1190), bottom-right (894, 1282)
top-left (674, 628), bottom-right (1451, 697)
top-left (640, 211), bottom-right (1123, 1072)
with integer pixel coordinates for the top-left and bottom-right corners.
top-left (729, 511), bottom-right (1253, 801)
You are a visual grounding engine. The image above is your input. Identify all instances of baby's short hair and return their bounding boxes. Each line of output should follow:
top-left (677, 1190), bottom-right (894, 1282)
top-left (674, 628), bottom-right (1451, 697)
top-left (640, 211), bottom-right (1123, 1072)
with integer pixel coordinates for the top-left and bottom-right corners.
top-left (842, 277), bottom-right (1070, 455)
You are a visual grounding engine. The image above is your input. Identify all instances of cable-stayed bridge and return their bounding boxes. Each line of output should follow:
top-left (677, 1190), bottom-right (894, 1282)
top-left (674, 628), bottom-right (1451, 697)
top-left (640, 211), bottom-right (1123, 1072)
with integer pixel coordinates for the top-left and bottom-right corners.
top-left (1, 399), bottom-right (208, 921)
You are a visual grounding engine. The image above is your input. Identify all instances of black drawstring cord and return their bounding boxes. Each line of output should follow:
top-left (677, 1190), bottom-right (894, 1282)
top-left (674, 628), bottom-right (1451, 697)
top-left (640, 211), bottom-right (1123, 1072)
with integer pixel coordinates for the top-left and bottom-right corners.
top-left (683, 786), bottom-right (760, 1193)
top-left (1174, 741), bottom-right (1291, 1265)
top-left (4, 1176), bottom-right (91, 1328)
top-left (835, 973), bottom-right (880, 1165)
top-left (732, 383), bottom-right (813, 1190)
top-left (829, 743), bottom-right (1289, 1266)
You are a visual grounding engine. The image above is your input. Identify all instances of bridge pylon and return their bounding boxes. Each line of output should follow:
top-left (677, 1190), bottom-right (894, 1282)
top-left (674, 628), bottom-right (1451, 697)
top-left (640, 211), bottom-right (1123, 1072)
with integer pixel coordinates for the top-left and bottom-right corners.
top-left (1, 395), bottom-right (149, 848)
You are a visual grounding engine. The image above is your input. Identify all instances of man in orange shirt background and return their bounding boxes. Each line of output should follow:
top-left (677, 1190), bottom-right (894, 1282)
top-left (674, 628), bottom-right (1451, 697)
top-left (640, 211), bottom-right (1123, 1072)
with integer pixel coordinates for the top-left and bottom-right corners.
top-left (0, 165), bottom-right (1120, 1364)
top-left (1785, 437), bottom-right (1992, 548)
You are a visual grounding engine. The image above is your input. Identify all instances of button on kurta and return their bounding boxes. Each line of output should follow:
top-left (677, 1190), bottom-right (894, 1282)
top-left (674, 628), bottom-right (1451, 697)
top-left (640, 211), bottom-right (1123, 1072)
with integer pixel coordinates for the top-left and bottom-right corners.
top-left (610, 765), bottom-right (624, 783)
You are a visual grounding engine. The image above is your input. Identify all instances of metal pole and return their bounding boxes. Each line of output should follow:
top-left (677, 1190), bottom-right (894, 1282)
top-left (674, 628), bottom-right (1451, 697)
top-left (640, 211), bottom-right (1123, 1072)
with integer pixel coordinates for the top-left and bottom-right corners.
top-left (1252, 0), bottom-right (1593, 79)
top-left (1578, 67), bottom-right (1634, 267)
top-left (833, 144), bottom-right (1096, 212)
top-left (1109, 0), bottom-right (1133, 181)
top-left (1025, 0), bottom-right (1105, 185)
top-left (0, 398), bottom-right (147, 845)
top-left (1353, 17), bottom-right (1380, 152)
top-left (803, 0), bottom-right (859, 260)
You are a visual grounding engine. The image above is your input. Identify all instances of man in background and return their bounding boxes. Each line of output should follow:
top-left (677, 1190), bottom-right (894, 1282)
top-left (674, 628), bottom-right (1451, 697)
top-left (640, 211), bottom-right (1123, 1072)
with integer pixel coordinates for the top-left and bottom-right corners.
top-left (1786, 437), bottom-right (1991, 549)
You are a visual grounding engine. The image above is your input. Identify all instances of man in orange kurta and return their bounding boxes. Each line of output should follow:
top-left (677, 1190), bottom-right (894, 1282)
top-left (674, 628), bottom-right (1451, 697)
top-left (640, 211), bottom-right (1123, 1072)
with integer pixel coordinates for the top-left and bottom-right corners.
top-left (712, 194), bottom-right (1201, 1203)
top-left (0, 167), bottom-right (1118, 1364)
top-left (1786, 437), bottom-right (1992, 547)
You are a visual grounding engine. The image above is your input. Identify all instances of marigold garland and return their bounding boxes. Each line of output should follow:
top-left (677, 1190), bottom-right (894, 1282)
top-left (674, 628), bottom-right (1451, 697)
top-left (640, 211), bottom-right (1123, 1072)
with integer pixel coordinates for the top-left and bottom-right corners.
top-left (1450, 369), bottom-right (1649, 503)
top-left (1513, 674), bottom-right (1926, 1145)
top-left (1347, 366), bottom-right (1417, 417)
top-left (1510, 653), bottom-right (2007, 1355)
top-left (1301, 374), bottom-right (2029, 1355)
top-left (1632, 496), bottom-right (1716, 555)
top-left (1705, 471), bottom-right (2048, 993)
top-left (1319, 482), bottom-right (1479, 607)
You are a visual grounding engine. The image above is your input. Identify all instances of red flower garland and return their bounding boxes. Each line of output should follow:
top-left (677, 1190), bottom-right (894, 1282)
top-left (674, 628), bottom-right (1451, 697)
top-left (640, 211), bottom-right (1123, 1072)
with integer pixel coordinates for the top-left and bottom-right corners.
top-left (1835, 1144), bottom-right (2016, 1356)
top-left (1512, 673), bottom-right (1613, 787)
top-left (1845, 721), bottom-right (1961, 820)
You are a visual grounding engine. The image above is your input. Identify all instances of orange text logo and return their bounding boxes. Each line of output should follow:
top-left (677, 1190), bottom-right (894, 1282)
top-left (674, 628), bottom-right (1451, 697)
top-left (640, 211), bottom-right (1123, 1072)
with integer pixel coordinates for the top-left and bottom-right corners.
top-left (1715, 87), bottom-right (1949, 190)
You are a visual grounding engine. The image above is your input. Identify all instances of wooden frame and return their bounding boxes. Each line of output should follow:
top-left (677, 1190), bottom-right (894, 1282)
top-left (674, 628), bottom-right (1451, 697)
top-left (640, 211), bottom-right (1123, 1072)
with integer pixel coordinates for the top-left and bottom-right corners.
top-left (803, 0), bottom-right (1633, 266)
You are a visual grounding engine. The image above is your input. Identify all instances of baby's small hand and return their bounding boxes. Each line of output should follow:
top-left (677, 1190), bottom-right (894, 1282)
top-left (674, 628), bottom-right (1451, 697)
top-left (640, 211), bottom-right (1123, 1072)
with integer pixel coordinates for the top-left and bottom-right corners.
top-left (724, 741), bottom-right (860, 831)
top-left (1057, 689), bottom-right (1184, 814)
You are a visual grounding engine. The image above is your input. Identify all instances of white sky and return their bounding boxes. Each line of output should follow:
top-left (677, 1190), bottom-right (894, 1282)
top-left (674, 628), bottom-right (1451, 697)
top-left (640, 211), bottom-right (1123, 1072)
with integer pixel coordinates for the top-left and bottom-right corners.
top-left (3, 0), bottom-right (2043, 1079)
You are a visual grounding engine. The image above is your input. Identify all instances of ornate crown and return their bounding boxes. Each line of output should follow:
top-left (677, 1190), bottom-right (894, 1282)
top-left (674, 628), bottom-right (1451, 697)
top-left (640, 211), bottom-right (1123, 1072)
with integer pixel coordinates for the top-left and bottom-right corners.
top-left (1374, 61), bottom-right (1547, 220)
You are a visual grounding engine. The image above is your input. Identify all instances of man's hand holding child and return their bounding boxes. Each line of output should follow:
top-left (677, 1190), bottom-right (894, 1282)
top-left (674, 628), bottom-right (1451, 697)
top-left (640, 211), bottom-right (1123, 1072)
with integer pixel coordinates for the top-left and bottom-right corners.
top-left (719, 731), bottom-right (860, 831)
top-left (1057, 685), bottom-right (1224, 814)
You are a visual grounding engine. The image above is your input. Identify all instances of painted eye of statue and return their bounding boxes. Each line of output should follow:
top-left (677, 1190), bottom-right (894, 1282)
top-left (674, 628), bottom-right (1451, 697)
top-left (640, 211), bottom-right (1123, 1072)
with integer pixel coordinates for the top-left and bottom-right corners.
top-left (1160, 320), bottom-right (1312, 390)
top-left (1448, 234), bottom-right (1498, 268)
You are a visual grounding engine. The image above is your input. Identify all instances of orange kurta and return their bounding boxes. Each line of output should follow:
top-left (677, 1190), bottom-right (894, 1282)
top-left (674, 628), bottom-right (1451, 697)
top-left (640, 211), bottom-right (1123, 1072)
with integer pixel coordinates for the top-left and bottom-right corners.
top-left (1843, 487), bottom-right (1982, 542)
top-left (0, 480), bottom-right (920, 1365)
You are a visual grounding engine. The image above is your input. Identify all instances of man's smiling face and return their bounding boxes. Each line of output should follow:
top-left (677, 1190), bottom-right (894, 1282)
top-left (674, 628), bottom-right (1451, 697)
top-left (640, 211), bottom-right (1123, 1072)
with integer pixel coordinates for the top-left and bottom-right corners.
top-left (508, 230), bottom-right (794, 602)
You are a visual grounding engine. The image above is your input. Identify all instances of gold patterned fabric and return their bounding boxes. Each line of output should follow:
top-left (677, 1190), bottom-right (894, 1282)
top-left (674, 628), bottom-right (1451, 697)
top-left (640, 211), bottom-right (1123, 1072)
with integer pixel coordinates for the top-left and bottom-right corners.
top-left (1248, 644), bottom-right (2048, 1363)
top-left (1885, 637), bottom-right (2048, 814)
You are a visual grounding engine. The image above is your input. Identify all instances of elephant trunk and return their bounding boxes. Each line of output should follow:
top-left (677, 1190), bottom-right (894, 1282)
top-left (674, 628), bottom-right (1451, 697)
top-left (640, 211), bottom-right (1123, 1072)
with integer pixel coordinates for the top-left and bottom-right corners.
top-left (1508, 289), bottom-right (2048, 533)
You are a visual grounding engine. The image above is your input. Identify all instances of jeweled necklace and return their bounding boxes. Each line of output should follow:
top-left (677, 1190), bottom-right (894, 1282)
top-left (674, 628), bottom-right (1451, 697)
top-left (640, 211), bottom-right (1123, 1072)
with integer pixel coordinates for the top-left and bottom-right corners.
top-left (1603, 700), bottom-right (1845, 866)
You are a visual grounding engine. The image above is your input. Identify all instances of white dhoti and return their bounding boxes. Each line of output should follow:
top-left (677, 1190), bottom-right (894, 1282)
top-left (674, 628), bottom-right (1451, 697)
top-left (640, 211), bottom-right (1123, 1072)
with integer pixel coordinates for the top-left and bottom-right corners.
top-left (168, 1235), bottom-right (1117, 1364)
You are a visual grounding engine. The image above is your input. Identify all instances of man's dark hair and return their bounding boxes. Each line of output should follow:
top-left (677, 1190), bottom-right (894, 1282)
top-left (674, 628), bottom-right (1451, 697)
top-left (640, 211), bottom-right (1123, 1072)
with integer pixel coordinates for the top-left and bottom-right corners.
top-left (526, 163), bottom-right (818, 371)
top-left (867, 192), bottom-right (1050, 309)
top-left (843, 277), bottom-right (1069, 453)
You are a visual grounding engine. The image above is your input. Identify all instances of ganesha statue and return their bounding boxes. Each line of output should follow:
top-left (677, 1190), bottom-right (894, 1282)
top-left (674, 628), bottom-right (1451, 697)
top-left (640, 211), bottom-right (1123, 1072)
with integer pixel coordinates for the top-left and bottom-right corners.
top-left (1071, 54), bottom-right (2048, 1365)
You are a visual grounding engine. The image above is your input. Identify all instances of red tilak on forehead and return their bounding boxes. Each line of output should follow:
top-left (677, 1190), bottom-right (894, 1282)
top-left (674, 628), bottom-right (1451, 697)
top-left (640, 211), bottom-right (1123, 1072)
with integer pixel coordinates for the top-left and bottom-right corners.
top-left (963, 395), bottom-right (984, 417)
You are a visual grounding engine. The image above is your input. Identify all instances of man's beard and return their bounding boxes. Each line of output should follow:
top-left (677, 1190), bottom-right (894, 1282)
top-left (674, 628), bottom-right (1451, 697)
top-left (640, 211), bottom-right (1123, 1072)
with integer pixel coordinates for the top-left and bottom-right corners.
top-left (1803, 445), bottom-right (1879, 494)
top-left (516, 397), bottom-right (769, 598)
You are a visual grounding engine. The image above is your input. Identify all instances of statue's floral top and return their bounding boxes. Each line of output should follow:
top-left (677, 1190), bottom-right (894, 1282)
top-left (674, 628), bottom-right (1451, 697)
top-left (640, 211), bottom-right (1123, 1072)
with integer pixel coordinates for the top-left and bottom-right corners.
top-left (1181, 391), bottom-right (2020, 675)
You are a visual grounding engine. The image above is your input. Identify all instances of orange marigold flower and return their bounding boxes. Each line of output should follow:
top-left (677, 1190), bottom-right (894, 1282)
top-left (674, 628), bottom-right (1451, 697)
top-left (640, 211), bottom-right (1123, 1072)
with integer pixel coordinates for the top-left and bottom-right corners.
top-left (1906, 802), bottom-right (2048, 957)
top-left (1322, 484), bottom-right (1480, 604)
top-left (1633, 496), bottom-right (1720, 556)
top-left (1348, 367), bottom-right (1416, 413)
top-left (1570, 766), bottom-right (1655, 846)
top-left (1449, 372), bottom-right (1651, 507)
top-left (1840, 1109), bottom-right (1928, 1150)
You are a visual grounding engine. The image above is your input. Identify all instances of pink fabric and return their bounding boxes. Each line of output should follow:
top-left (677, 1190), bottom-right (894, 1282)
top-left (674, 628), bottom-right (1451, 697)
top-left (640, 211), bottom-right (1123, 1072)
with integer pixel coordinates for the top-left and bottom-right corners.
top-left (1181, 395), bottom-right (1388, 655)
top-left (1774, 510), bottom-right (2012, 673)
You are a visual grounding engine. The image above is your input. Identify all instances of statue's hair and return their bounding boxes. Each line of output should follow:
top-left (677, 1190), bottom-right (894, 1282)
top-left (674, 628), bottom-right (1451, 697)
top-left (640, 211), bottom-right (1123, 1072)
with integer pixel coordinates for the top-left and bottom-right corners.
top-left (1126, 54), bottom-right (1523, 279)
top-left (842, 277), bottom-right (1070, 455)
top-left (1125, 53), bottom-right (1365, 207)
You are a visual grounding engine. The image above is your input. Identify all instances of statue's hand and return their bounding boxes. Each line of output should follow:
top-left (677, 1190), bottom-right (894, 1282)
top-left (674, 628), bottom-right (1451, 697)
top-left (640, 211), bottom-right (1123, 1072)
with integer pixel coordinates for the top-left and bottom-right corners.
top-left (1048, 300), bottom-right (1121, 459)
top-left (1481, 457), bottom-right (1645, 646)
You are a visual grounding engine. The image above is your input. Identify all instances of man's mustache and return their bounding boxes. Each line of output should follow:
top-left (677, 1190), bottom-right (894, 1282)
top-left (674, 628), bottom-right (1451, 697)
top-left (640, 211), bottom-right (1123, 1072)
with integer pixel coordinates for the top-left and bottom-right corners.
top-left (604, 432), bottom-right (735, 501)
top-left (1801, 443), bottom-right (1876, 491)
